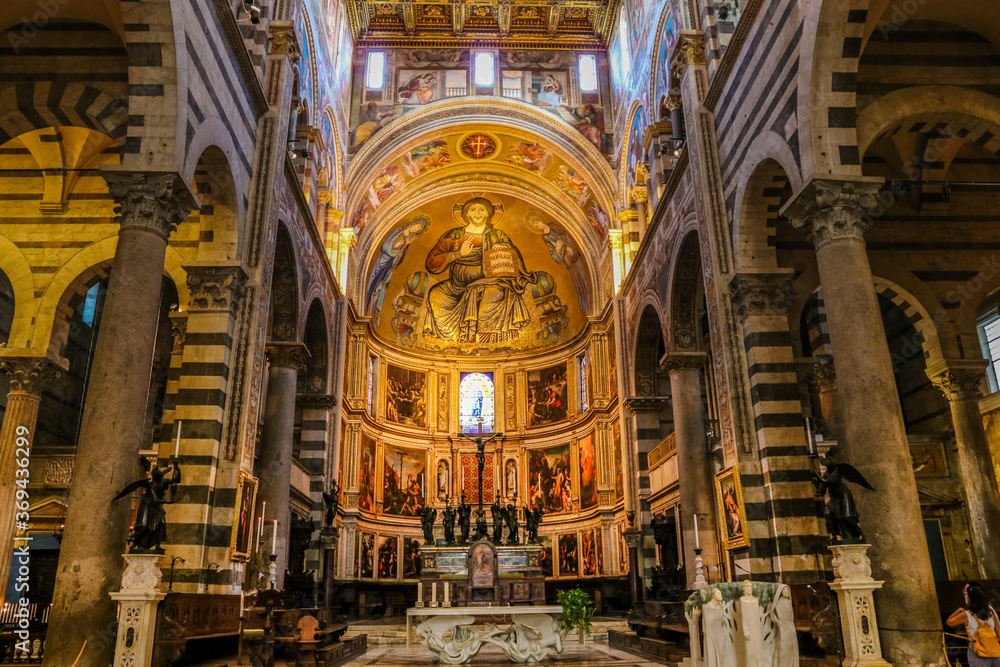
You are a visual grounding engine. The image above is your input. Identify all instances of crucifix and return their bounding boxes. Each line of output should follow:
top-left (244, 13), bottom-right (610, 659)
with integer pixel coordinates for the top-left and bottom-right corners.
top-left (459, 419), bottom-right (502, 540)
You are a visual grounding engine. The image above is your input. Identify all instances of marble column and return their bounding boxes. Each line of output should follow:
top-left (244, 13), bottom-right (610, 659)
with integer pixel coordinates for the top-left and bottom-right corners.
top-left (257, 342), bottom-right (309, 589)
top-left (622, 525), bottom-right (643, 611)
top-left (661, 352), bottom-right (720, 588)
top-left (926, 359), bottom-right (1000, 579)
top-left (784, 179), bottom-right (941, 665)
top-left (633, 186), bottom-right (649, 237)
top-left (0, 359), bottom-right (61, 598)
top-left (45, 171), bottom-right (195, 667)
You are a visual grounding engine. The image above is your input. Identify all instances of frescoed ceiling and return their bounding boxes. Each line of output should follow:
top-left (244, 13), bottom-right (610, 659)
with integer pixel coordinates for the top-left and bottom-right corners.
top-left (346, 0), bottom-right (622, 46)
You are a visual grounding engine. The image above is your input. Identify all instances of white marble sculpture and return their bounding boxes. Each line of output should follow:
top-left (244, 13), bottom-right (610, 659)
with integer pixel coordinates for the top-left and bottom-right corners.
top-left (682, 582), bottom-right (799, 667)
top-left (415, 615), bottom-right (499, 664)
top-left (492, 613), bottom-right (565, 663)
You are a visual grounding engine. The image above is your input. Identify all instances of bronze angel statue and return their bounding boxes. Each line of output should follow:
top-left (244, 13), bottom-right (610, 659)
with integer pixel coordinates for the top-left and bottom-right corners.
top-left (812, 450), bottom-right (875, 543)
top-left (113, 457), bottom-right (182, 553)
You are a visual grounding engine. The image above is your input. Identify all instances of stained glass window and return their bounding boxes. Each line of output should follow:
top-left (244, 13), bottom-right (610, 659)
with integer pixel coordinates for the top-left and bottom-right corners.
top-left (459, 372), bottom-right (495, 433)
top-left (579, 353), bottom-right (589, 413)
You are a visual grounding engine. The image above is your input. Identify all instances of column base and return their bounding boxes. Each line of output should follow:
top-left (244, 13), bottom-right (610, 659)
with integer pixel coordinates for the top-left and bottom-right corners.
top-left (110, 553), bottom-right (167, 667)
top-left (830, 544), bottom-right (891, 666)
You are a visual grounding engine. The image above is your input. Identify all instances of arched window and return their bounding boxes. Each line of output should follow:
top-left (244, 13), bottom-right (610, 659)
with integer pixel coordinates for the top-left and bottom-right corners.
top-left (459, 372), bottom-right (495, 433)
top-left (978, 290), bottom-right (1000, 393)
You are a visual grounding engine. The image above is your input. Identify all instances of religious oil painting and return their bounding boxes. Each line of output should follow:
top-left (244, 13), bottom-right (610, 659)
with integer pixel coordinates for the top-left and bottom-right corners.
top-left (539, 535), bottom-right (553, 577)
top-left (579, 434), bottom-right (598, 510)
top-left (558, 533), bottom-right (579, 576)
top-left (715, 466), bottom-right (750, 550)
top-left (612, 421), bottom-right (624, 502)
top-left (526, 363), bottom-right (568, 427)
top-left (359, 532), bottom-right (375, 578)
top-left (909, 440), bottom-right (949, 477)
top-left (383, 444), bottom-right (426, 517)
top-left (581, 530), bottom-right (597, 576)
top-left (371, 193), bottom-right (587, 356)
top-left (617, 521), bottom-right (628, 573)
top-left (230, 471), bottom-right (257, 561)
top-left (403, 537), bottom-right (421, 579)
top-left (595, 529), bottom-right (604, 574)
top-left (397, 69), bottom-right (466, 104)
top-left (378, 535), bottom-right (398, 579)
top-left (359, 434), bottom-right (376, 512)
top-left (528, 444), bottom-right (572, 514)
top-left (386, 364), bottom-right (427, 428)
top-left (459, 372), bottom-right (495, 433)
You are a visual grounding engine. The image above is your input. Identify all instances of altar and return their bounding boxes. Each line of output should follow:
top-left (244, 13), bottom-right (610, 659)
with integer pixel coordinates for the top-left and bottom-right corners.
top-left (418, 541), bottom-right (546, 607)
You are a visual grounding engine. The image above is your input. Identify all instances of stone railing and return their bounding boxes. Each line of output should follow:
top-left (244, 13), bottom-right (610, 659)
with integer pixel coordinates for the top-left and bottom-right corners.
top-left (649, 433), bottom-right (678, 495)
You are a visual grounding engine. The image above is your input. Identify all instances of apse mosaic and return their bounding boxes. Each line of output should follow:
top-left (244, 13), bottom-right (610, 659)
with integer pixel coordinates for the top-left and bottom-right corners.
top-left (382, 443), bottom-right (426, 517)
top-left (368, 194), bottom-right (592, 355)
top-left (385, 363), bottom-right (427, 427)
top-left (527, 363), bottom-right (568, 427)
top-left (579, 433), bottom-right (598, 510)
top-left (528, 444), bottom-right (572, 515)
top-left (348, 48), bottom-right (613, 157)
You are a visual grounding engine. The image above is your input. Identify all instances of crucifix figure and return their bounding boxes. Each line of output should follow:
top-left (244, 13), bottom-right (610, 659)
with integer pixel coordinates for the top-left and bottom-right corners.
top-left (459, 420), bottom-right (502, 542)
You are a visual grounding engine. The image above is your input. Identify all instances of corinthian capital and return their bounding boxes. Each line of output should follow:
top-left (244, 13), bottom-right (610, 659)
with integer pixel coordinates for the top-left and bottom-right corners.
top-left (782, 179), bottom-right (883, 249)
top-left (670, 32), bottom-right (706, 78)
top-left (0, 358), bottom-right (63, 396)
top-left (103, 171), bottom-right (197, 240)
top-left (269, 21), bottom-right (301, 62)
top-left (265, 342), bottom-right (310, 370)
top-left (185, 265), bottom-right (248, 312)
top-left (926, 359), bottom-right (988, 401)
top-left (728, 270), bottom-right (794, 320)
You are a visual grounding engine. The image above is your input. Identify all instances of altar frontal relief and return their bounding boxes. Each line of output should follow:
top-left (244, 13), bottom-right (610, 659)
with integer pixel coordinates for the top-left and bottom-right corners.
top-left (528, 444), bottom-right (572, 514)
top-left (370, 194), bottom-right (588, 355)
top-left (383, 444), bottom-right (426, 517)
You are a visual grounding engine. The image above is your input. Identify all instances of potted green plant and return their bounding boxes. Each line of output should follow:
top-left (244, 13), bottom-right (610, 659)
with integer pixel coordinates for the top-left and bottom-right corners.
top-left (557, 587), bottom-right (595, 643)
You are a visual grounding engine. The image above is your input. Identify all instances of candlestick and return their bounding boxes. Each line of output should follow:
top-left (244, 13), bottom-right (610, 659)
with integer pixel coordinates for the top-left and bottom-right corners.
top-left (261, 500), bottom-right (266, 522)
top-left (174, 420), bottom-right (182, 457)
top-left (693, 513), bottom-right (700, 549)
top-left (271, 519), bottom-right (277, 555)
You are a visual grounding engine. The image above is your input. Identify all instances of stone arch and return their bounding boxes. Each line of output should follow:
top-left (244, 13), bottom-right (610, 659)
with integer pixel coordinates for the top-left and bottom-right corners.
top-left (36, 238), bottom-right (188, 361)
top-left (871, 274), bottom-right (946, 364)
top-left (303, 299), bottom-right (329, 394)
top-left (188, 145), bottom-right (242, 263)
top-left (730, 131), bottom-right (803, 237)
top-left (269, 224), bottom-right (300, 342)
top-left (619, 100), bottom-right (646, 208)
top-left (297, 3), bottom-right (320, 127)
top-left (633, 304), bottom-right (665, 397)
top-left (667, 231), bottom-right (703, 351)
top-left (857, 86), bottom-right (1000, 159)
top-left (647, 3), bottom-right (678, 122)
top-left (0, 235), bottom-right (36, 349)
top-left (797, 0), bottom-right (871, 178)
top-left (733, 157), bottom-right (794, 271)
top-left (323, 106), bottom-right (344, 209)
top-left (0, 82), bottom-right (128, 148)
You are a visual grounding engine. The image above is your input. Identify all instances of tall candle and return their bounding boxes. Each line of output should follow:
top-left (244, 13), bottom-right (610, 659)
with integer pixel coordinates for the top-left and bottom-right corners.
top-left (444, 582), bottom-right (450, 604)
top-left (271, 519), bottom-right (278, 555)
top-left (417, 582), bottom-right (423, 602)
top-left (256, 516), bottom-right (263, 552)
top-left (174, 420), bottom-right (182, 457)
top-left (693, 513), bottom-right (700, 549)
top-left (261, 501), bottom-right (266, 523)
top-left (805, 417), bottom-right (815, 454)
top-left (431, 582), bottom-right (437, 605)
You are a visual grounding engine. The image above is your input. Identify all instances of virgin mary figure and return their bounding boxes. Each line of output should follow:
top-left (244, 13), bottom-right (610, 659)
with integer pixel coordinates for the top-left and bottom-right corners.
top-left (423, 197), bottom-right (538, 343)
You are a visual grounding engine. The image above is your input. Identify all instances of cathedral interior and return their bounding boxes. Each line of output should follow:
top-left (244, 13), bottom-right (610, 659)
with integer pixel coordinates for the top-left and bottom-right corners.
top-left (0, 0), bottom-right (999, 665)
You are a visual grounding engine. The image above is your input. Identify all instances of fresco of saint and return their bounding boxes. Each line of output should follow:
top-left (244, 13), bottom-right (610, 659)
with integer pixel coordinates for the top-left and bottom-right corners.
top-left (423, 197), bottom-right (538, 344)
top-left (367, 215), bottom-right (431, 322)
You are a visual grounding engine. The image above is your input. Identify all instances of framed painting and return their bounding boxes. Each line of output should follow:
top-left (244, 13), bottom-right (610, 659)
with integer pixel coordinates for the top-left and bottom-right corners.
top-left (558, 533), bottom-right (578, 576)
top-left (909, 440), bottom-right (949, 477)
top-left (715, 466), bottom-right (750, 550)
top-left (527, 444), bottom-right (572, 514)
top-left (383, 443), bottom-right (426, 517)
top-left (229, 471), bottom-right (258, 561)
top-left (378, 535), bottom-right (399, 579)
top-left (579, 434), bottom-right (598, 510)
top-left (386, 364), bottom-right (427, 428)
top-left (526, 363), bottom-right (568, 427)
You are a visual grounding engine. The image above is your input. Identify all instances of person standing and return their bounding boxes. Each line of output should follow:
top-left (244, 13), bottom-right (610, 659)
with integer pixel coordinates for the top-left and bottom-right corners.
top-left (947, 584), bottom-right (1000, 666)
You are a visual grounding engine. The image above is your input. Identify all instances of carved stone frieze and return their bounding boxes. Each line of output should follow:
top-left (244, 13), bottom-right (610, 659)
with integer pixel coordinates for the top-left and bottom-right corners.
top-left (185, 265), bottom-right (248, 312)
top-left (265, 342), bottom-right (310, 370)
top-left (925, 359), bottom-right (988, 402)
top-left (728, 271), bottom-right (794, 321)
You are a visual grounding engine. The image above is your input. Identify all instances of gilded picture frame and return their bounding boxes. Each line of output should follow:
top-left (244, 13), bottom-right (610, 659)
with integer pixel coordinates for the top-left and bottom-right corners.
top-left (230, 470), bottom-right (258, 562)
top-left (715, 466), bottom-right (750, 550)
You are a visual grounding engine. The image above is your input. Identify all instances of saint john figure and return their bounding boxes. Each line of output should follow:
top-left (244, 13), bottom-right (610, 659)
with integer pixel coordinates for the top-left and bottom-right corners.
top-left (423, 197), bottom-right (538, 343)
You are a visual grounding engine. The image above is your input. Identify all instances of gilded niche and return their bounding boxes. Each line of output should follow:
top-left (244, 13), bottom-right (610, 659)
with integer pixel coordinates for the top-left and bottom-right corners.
top-left (366, 193), bottom-right (589, 355)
